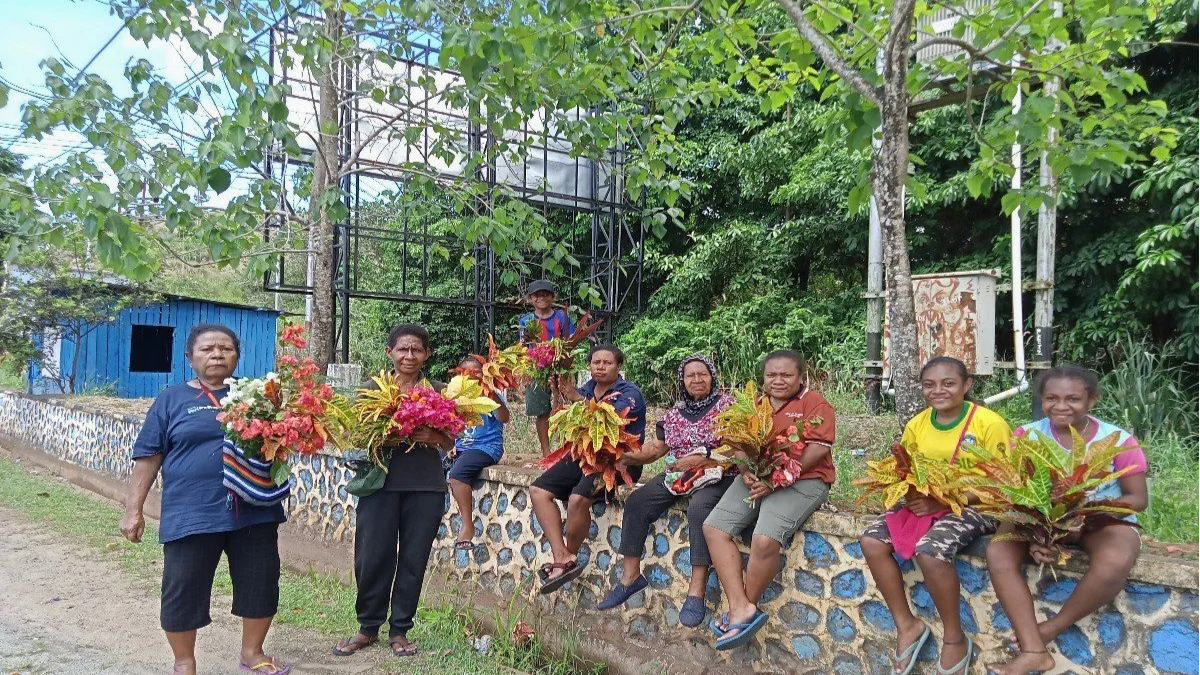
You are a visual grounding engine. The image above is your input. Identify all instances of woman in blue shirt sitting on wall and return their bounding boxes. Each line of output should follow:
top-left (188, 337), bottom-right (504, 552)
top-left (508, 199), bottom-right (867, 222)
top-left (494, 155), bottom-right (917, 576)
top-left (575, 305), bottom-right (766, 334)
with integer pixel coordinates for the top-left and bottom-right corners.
top-left (120, 323), bottom-right (291, 675)
top-left (448, 356), bottom-right (511, 550)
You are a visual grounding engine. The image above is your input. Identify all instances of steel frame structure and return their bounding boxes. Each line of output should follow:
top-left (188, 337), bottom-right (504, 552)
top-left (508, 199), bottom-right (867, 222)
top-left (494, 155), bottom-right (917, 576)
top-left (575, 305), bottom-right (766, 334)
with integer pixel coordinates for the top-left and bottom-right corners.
top-left (261, 15), bottom-right (644, 361)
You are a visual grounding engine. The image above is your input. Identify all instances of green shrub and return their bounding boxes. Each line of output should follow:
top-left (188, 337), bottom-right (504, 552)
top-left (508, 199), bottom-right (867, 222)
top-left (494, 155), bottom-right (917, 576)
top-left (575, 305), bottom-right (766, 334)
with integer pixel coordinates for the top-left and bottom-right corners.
top-left (1140, 432), bottom-right (1200, 543)
top-left (620, 289), bottom-right (865, 404)
top-left (1096, 337), bottom-right (1198, 440)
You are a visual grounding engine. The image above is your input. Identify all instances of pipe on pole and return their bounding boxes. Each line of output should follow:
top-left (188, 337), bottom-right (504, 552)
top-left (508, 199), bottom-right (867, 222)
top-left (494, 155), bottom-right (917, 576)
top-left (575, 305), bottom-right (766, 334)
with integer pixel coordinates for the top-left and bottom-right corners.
top-left (864, 51), bottom-right (887, 414)
top-left (986, 59), bottom-right (1030, 406)
top-left (1031, 0), bottom-right (1064, 419)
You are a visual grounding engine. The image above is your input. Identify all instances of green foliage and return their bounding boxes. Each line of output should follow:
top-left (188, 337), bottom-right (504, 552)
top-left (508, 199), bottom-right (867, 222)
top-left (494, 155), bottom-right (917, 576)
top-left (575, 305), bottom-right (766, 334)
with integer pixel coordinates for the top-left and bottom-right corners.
top-left (1095, 337), bottom-right (1198, 440)
top-left (0, 257), bottom-right (156, 394)
top-left (621, 286), bottom-right (864, 403)
top-left (1140, 432), bottom-right (1200, 543)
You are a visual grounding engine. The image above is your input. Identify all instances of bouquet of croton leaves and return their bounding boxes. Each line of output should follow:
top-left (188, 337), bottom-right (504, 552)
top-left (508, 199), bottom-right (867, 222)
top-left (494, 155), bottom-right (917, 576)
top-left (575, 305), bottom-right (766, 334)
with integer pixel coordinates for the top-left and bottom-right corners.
top-left (526, 313), bottom-right (604, 387)
top-left (353, 372), bottom-right (499, 468)
top-left (712, 382), bottom-right (817, 505)
top-left (540, 394), bottom-right (642, 493)
top-left (455, 334), bottom-right (532, 397)
top-left (962, 427), bottom-right (1140, 565)
top-left (852, 440), bottom-right (974, 516)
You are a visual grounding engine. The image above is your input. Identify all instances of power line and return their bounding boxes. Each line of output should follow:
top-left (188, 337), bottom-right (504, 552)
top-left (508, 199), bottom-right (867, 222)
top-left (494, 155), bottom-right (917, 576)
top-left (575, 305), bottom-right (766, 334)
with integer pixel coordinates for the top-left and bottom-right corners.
top-left (69, 3), bottom-right (145, 88)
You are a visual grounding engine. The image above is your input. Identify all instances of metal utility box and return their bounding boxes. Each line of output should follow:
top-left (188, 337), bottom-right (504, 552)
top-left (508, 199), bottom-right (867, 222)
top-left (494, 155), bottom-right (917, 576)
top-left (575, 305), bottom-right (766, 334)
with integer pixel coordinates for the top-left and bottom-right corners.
top-left (884, 269), bottom-right (999, 377)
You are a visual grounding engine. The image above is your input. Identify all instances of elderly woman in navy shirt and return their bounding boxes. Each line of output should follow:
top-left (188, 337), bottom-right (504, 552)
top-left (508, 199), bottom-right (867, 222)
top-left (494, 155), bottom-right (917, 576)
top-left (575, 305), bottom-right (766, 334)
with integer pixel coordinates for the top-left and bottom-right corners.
top-left (121, 324), bottom-right (290, 675)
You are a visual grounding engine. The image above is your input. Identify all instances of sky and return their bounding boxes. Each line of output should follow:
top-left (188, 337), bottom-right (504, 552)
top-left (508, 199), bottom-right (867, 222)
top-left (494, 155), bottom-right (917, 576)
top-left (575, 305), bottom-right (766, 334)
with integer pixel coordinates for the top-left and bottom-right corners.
top-left (0, 0), bottom-right (202, 166)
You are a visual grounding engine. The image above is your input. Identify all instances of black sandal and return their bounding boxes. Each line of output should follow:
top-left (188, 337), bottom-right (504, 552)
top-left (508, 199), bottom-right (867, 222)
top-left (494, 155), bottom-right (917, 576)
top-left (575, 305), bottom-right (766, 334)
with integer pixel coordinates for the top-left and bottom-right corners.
top-left (331, 634), bottom-right (377, 656)
top-left (390, 638), bottom-right (419, 657)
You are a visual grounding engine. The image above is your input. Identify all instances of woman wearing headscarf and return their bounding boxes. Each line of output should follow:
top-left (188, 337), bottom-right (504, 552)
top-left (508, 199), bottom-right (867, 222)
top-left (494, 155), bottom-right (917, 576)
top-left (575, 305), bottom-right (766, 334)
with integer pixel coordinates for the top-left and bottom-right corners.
top-left (595, 354), bottom-right (735, 627)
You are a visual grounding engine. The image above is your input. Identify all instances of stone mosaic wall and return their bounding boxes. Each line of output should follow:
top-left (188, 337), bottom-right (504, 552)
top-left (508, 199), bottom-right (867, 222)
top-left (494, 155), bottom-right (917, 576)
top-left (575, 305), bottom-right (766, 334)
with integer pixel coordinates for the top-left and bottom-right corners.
top-left (2, 390), bottom-right (1196, 675)
top-left (0, 390), bottom-right (143, 479)
top-left (429, 468), bottom-right (1199, 675)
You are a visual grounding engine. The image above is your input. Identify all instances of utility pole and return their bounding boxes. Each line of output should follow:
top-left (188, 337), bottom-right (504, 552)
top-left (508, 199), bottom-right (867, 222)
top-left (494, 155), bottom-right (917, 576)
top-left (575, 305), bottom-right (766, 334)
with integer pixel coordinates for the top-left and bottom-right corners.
top-left (1031, 0), bottom-right (1064, 420)
top-left (864, 51), bottom-right (886, 415)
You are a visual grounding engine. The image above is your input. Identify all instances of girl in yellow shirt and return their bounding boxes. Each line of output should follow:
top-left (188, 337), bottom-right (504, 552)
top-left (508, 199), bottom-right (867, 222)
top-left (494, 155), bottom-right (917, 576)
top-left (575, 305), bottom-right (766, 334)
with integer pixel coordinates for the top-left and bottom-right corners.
top-left (860, 357), bottom-right (1012, 675)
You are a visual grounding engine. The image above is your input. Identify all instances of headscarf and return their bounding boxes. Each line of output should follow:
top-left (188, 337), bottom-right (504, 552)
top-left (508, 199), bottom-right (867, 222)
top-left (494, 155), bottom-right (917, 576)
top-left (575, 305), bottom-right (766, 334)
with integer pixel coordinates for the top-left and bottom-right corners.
top-left (676, 354), bottom-right (721, 421)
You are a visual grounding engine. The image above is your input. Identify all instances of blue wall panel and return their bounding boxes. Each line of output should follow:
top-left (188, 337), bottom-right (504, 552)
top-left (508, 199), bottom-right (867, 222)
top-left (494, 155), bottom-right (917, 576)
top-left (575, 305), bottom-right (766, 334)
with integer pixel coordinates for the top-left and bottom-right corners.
top-left (29, 298), bottom-right (279, 399)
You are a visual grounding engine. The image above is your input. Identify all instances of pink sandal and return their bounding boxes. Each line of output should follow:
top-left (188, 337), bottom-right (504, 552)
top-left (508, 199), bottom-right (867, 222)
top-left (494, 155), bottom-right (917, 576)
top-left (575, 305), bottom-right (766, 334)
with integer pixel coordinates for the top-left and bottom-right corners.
top-left (238, 656), bottom-right (291, 674)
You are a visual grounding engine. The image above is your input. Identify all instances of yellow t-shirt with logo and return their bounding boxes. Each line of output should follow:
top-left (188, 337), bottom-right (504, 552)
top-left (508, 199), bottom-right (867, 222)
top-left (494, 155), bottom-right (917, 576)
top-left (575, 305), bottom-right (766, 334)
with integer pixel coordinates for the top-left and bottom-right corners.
top-left (900, 402), bottom-right (1011, 467)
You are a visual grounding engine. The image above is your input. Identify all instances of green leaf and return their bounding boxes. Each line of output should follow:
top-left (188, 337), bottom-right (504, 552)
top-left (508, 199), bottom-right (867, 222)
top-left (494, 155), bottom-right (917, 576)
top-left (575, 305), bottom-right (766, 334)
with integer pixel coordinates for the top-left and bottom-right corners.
top-left (966, 173), bottom-right (984, 198)
top-left (270, 459), bottom-right (292, 486)
top-left (1000, 192), bottom-right (1023, 215)
top-left (207, 168), bottom-right (232, 194)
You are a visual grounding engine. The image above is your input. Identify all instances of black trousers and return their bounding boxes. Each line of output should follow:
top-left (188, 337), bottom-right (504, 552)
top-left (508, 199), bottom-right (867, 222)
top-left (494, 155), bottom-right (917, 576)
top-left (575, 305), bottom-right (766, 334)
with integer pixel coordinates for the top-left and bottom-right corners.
top-left (617, 473), bottom-right (735, 567)
top-left (354, 489), bottom-right (445, 639)
top-left (160, 523), bottom-right (280, 632)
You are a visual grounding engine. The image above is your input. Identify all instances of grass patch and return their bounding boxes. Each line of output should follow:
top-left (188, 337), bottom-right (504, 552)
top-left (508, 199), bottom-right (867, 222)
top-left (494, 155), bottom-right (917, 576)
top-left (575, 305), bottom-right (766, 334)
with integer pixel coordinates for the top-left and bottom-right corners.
top-left (1140, 433), bottom-right (1200, 543)
top-left (0, 454), bottom-right (601, 674)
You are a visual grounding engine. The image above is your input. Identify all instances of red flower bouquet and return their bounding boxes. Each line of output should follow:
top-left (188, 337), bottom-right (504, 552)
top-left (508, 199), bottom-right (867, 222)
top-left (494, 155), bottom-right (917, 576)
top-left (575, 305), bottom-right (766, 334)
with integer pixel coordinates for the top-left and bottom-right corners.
top-left (217, 325), bottom-right (352, 484)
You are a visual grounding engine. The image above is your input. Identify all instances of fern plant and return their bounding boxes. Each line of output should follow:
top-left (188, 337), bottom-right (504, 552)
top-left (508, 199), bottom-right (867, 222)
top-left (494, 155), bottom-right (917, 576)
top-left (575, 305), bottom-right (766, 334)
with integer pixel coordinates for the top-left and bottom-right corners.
top-left (965, 428), bottom-right (1139, 564)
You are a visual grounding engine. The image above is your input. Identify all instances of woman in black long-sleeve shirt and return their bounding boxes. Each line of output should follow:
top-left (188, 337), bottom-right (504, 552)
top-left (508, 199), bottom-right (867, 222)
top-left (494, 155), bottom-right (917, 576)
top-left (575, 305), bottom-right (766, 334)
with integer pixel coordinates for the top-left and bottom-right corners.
top-left (332, 324), bottom-right (453, 658)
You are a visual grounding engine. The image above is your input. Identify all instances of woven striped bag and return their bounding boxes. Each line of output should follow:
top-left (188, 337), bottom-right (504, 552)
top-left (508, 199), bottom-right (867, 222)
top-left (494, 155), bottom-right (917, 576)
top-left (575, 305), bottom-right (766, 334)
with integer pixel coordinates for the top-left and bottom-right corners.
top-left (221, 439), bottom-right (293, 507)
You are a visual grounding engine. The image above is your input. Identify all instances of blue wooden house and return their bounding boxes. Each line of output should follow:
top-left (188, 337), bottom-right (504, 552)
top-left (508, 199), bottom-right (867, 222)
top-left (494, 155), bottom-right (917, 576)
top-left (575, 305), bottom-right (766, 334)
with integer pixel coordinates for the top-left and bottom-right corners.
top-left (29, 295), bottom-right (281, 398)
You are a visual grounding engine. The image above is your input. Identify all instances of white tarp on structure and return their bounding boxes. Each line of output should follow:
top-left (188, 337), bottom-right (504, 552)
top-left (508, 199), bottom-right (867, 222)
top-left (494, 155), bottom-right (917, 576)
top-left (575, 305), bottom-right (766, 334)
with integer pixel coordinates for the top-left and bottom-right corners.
top-left (271, 28), bottom-right (623, 207)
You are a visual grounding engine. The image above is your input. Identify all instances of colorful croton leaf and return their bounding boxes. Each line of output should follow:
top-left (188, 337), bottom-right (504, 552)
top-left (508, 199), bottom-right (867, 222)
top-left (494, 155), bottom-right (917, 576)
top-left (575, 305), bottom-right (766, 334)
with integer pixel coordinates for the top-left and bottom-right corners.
top-left (456, 334), bottom-right (532, 396)
top-left (963, 428), bottom-right (1140, 565)
top-left (541, 394), bottom-right (641, 493)
top-left (712, 381), bottom-right (776, 456)
top-left (442, 374), bottom-right (503, 427)
top-left (852, 441), bottom-right (974, 516)
top-left (352, 371), bottom-right (499, 468)
top-left (712, 381), bottom-right (813, 503)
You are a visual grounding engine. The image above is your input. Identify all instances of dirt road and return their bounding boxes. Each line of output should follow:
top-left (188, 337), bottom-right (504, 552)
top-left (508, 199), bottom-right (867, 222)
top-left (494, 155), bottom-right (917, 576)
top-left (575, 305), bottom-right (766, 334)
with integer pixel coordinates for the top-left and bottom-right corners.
top-left (0, 505), bottom-right (378, 675)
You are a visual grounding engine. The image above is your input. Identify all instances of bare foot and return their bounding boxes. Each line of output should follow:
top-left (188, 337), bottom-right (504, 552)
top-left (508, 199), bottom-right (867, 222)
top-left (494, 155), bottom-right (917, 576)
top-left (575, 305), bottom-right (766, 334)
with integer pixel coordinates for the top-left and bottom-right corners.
top-left (989, 650), bottom-right (1055, 675)
top-left (171, 659), bottom-right (197, 675)
top-left (891, 619), bottom-right (927, 672)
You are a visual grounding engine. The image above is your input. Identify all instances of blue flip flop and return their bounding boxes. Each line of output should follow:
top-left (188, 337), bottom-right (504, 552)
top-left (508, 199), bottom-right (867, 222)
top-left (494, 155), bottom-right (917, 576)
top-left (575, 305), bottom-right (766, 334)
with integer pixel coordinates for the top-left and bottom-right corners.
top-left (715, 611), bottom-right (769, 651)
top-left (709, 612), bottom-right (730, 637)
top-left (892, 624), bottom-right (931, 675)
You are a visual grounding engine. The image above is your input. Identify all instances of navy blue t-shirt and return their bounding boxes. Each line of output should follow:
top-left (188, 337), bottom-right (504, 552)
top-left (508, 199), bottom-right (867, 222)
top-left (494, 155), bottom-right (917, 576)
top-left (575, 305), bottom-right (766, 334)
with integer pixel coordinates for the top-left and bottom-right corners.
top-left (579, 377), bottom-right (647, 442)
top-left (132, 382), bottom-right (286, 543)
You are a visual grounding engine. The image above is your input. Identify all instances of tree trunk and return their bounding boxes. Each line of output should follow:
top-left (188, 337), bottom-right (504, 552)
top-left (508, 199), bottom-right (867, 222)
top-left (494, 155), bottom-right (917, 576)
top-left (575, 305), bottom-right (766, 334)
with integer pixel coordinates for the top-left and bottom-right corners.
top-left (307, 9), bottom-right (344, 375)
top-left (877, 17), bottom-right (924, 424)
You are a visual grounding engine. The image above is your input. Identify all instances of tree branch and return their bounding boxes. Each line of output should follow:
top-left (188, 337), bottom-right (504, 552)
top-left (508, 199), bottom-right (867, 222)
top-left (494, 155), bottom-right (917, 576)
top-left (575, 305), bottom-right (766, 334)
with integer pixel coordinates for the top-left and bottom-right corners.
top-left (774, 0), bottom-right (880, 103)
top-left (911, 0), bottom-right (1049, 59)
top-left (882, 0), bottom-right (918, 69)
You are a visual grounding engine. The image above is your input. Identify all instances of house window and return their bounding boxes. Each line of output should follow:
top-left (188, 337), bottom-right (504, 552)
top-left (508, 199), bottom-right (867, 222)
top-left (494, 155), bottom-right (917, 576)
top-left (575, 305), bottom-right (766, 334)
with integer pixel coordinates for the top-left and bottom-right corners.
top-left (129, 325), bottom-right (174, 373)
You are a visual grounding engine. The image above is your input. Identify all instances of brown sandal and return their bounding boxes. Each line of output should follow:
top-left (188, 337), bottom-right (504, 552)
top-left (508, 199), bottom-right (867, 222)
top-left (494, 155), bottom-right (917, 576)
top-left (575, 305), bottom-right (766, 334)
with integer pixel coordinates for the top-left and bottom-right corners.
top-left (537, 559), bottom-right (586, 595)
top-left (331, 634), bottom-right (377, 656)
